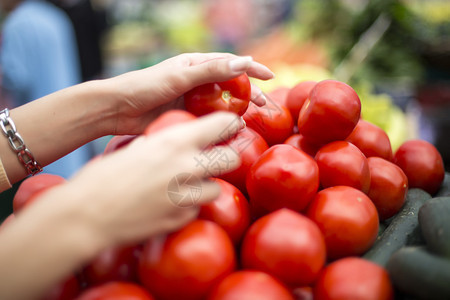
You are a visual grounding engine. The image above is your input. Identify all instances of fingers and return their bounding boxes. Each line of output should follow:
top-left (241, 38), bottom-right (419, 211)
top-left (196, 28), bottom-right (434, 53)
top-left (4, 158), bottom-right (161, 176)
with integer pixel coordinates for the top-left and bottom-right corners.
top-left (178, 112), bottom-right (243, 148)
top-left (184, 55), bottom-right (274, 88)
top-left (250, 83), bottom-right (267, 106)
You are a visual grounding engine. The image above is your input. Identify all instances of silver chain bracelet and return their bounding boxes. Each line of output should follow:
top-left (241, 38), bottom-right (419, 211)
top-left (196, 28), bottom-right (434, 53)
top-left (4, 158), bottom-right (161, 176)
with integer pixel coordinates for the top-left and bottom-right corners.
top-left (0, 108), bottom-right (43, 175)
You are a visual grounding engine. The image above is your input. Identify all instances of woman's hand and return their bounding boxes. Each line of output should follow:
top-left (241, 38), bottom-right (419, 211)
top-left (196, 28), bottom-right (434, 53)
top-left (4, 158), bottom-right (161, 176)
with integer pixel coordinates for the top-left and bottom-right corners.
top-left (107, 53), bottom-right (274, 135)
top-left (64, 111), bottom-right (242, 247)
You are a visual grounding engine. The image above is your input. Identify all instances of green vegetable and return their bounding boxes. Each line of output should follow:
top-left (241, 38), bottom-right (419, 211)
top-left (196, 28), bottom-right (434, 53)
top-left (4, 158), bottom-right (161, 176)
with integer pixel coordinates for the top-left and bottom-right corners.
top-left (435, 172), bottom-right (450, 197)
top-left (363, 188), bottom-right (431, 266)
top-left (387, 246), bottom-right (450, 300)
top-left (419, 196), bottom-right (450, 258)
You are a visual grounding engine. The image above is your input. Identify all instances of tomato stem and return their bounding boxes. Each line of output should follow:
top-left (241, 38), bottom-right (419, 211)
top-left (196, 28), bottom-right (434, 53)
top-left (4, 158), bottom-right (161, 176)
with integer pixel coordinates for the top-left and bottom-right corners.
top-left (222, 90), bottom-right (232, 103)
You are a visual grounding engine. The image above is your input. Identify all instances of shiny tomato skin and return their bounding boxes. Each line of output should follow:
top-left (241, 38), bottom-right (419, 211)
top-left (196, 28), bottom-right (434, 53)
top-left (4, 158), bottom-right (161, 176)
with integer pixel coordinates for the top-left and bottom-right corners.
top-left (198, 178), bottom-right (251, 245)
top-left (81, 245), bottom-right (140, 286)
top-left (285, 80), bottom-right (317, 122)
top-left (184, 74), bottom-right (251, 116)
top-left (266, 86), bottom-right (290, 108)
top-left (394, 139), bottom-right (445, 195)
top-left (306, 186), bottom-right (379, 259)
top-left (143, 109), bottom-right (197, 135)
top-left (241, 208), bottom-right (326, 287)
top-left (207, 270), bottom-right (295, 300)
top-left (74, 281), bottom-right (155, 300)
top-left (13, 174), bottom-right (67, 213)
top-left (42, 274), bottom-right (80, 300)
top-left (138, 220), bottom-right (236, 300)
top-left (346, 119), bottom-right (393, 161)
top-left (246, 144), bottom-right (319, 215)
top-left (243, 100), bottom-right (294, 146)
top-left (298, 80), bottom-right (361, 146)
top-left (284, 134), bottom-right (320, 157)
top-left (367, 157), bottom-right (408, 220)
top-left (313, 257), bottom-right (394, 300)
top-left (315, 141), bottom-right (371, 194)
top-left (103, 135), bottom-right (137, 155)
top-left (218, 127), bottom-right (269, 195)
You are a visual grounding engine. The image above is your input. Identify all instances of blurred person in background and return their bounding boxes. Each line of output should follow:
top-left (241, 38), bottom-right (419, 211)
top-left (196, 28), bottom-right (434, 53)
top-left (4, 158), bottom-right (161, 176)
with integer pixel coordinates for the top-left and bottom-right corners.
top-left (0, 0), bottom-right (93, 179)
top-left (47, 0), bottom-right (109, 81)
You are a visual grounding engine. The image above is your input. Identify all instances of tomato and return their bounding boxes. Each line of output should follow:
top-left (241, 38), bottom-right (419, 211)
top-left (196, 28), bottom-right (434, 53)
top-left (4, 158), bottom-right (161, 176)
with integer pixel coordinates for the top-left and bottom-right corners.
top-left (241, 208), bottom-right (326, 287)
top-left (218, 126), bottom-right (268, 195)
top-left (285, 80), bottom-right (317, 122)
top-left (367, 157), bottom-right (408, 220)
top-left (42, 274), bottom-right (80, 300)
top-left (184, 74), bottom-right (251, 116)
top-left (13, 174), bottom-right (66, 213)
top-left (246, 144), bottom-right (319, 215)
top-left (74, 281), bottom-right (154, 300)
top-left (207, 270), bottom-right (295, 300)
top-left (346, 119), bottom-right (393, 161)
top-left (81, 245), bottom-right (140, 286)
top-left (143, 109), bottom-right (197, 135)
top-left (243, 99), bottom-right (294, 146)
top-left (394, 139), bottom-right (445, 195)
top-left (103, 135), bottom-right (137, 155)
top-left (284, 134), bottom-right (320, 157)
top-left (138, 220), bottom-right (236, 300)
top-left (306, 186), bottom-right (379, 259)
top-left (298, 80), bottom-right (361, 147)
top-left (266, 86), bottom-right (290, 108)
top-left (198, 178), bottom-right (251, 245)
top-left (315, 141), bottom-right (371, 194)
top-left (313, 257), bottom-right (394, 300)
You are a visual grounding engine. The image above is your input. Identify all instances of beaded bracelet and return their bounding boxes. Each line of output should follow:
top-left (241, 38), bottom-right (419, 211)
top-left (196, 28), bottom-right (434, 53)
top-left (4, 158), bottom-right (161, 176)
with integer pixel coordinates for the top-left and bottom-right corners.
top-left (0, 108), bottom-right (42, 175)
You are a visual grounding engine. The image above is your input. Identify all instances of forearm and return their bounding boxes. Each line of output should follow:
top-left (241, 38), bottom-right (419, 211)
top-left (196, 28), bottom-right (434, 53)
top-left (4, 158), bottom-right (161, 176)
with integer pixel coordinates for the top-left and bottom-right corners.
top-left (0, 184), bottom-right (105, 299)
top-left (1, 79), bottom-right (119, 183)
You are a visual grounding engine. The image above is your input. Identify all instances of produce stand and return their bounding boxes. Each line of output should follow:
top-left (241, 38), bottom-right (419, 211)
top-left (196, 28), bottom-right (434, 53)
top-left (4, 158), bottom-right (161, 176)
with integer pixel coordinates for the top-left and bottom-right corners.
top-left (1, 0), bottom-right (450, 299)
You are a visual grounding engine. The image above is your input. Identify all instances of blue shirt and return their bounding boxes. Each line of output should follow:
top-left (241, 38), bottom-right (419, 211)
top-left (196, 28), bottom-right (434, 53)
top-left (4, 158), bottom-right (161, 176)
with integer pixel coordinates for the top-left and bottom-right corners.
top-left (1, 0), bottom-right (91, 178)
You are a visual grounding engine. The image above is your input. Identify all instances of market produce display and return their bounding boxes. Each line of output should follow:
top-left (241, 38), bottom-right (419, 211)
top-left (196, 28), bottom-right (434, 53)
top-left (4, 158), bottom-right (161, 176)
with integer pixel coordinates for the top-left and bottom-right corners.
top-left (2, 77), bottom-right (449, 300)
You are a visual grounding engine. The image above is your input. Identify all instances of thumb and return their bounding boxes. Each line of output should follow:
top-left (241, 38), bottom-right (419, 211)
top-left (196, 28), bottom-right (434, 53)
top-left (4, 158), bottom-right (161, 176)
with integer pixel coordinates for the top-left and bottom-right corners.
top-left (185, 56), bottom-right (253, 87)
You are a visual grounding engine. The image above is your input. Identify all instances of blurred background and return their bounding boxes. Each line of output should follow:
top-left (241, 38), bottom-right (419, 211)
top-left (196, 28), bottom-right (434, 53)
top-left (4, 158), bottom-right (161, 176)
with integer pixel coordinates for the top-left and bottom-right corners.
top-left (1, 0), bottom-right (449, 173)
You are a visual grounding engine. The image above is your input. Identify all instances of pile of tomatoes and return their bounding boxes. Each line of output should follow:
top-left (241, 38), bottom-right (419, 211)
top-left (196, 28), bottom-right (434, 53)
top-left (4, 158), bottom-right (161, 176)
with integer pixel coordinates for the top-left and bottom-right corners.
top-left (5, 76), bottom-right (446, 300)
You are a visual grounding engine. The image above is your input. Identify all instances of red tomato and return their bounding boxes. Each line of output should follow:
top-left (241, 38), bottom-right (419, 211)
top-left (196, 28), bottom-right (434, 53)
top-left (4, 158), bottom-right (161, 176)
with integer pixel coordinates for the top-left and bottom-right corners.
top-left (184, 74), bottom-right (251, 116)
top-left (218, 126), bottom-right (268, 194)
top-left (243, 99), bottom-right (294, 146)
top-left (266, 86), bottom-right (291, 108)
top-left (246, 144), bottom-right (319, 215)
top-left (298, 80), bottom-right (361, 147)
top-left (103, 135), bottom-right (137, 155)
top-left (143, 109), bottom-right (197, 135)
top-left (346, 119), bottom-right (393, 161)
top-left (198, 178), bottom-right (251, 245)
top-left (81, 245), bottom-right (140, 286)
top-left (138, 220), bottom-right (236, 300)
top-left (284, 134), bottom-right (320, 157)
top-left (207, 270), bottom-right (295, 300)
top-left (367, 157), bottom-right (408, 220)
top-left (315, 141), bottom-right (371, 194)
top-left (241, 208), bottom-right (326, 287)
top-left (13, 174), bottom-right (66, 213)
top-left (42, 274), bottom-right (80, 300)
top-left (394, 139), bottom-right (445, 195)
top-left (306, 186), bottom-right (379, 259)
top-left (75, 281), bottom-right (154, 300)
top-left (285, 80), bottom-right (317, 122)
top-left (313, 257), bottom-right (394, 300)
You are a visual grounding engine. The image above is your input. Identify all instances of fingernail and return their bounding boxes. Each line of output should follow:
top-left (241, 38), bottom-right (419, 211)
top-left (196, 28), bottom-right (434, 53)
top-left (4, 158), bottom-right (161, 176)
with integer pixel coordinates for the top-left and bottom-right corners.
top-left (229, 56), bottom-right (253, 72)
